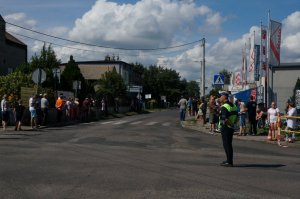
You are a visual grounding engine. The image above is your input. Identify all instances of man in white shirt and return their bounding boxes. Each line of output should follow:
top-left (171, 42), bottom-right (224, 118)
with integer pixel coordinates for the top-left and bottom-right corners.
top-left (41, 93), bottom-right (49, 125)
top-left (178, 96), bottom-right (187, 121)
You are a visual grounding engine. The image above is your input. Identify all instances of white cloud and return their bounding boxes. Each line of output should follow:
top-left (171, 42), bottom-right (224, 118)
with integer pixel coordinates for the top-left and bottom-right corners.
top-left (68, 0), bottom-right (224, 49)
top-left (4, 12), bottom-right (37, 32)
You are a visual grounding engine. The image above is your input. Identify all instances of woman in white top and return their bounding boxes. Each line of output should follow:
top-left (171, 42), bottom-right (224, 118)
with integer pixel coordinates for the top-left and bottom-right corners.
top-left (286, 102), bottom-right (297, 141)
top-left (267, 102), bottom-right (280, 140)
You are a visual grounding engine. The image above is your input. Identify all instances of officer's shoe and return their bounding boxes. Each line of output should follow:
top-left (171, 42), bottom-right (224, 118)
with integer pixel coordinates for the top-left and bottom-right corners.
top-left (220, 161), bottom-right (233, 167)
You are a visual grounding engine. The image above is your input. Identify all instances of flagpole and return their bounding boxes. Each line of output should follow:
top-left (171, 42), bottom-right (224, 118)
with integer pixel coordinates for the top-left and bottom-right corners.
top-left (266, 10), bottom-right (271, 108)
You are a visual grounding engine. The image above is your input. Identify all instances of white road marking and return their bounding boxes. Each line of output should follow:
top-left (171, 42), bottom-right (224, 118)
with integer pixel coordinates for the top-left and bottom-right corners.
top-left (113, 120), bottom-right (128, 125)
top-left (130, 121), bottom-right (143, 125)
top-left (145, 121), bottom-right (158, 126)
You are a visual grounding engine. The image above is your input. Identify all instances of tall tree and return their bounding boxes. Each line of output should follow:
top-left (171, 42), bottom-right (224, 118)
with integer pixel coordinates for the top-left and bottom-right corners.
top-left (17, 44), bottom-right (61, 89)
top-left (291, 77), bottom-right (300, 103)
top-left (186, 80), bottom-right (200, 97)
top-left (95, 67), bottom-right (127, 105)
top-left (61, 55), bottom-right (86, 98)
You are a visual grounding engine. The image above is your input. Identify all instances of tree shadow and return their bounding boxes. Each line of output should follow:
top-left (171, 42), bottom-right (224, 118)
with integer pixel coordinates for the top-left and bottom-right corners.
top-left (234, 164), bottom-right (286, 168)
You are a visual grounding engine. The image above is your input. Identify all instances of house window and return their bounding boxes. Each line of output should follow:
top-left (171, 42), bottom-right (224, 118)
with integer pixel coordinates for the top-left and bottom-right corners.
top-left (8, 67), bottom-right (13, 74)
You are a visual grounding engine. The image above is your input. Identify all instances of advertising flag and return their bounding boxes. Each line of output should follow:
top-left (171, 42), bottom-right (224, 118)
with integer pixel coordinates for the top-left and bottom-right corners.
top-left (269, 20), bottom-right (282, 66)
top-left (242, 48), bottom-right (247, 84)
top-left (249, 33), bottom-right (255, 73)
top-left (235, 71), bottom-right (241, 85)
top-left (248, 32), bottom-right (255, 83)
top-left (261, 27), bottom-right (267, 74)
top-left (254, 45), bottom-right (260, 81)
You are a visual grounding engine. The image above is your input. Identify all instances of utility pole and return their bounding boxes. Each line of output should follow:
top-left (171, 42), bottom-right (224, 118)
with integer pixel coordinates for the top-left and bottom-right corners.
top-left (201, 38), bottom-right (205, 97)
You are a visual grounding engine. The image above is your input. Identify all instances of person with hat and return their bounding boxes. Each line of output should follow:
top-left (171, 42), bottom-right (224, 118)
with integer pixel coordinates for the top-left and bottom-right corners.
top-left (218, 92), bottom-right (238, 167)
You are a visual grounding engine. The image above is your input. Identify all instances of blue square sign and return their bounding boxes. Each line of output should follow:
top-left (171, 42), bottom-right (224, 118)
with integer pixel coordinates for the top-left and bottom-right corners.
top-left (214, 75), bottom-right (225, 86)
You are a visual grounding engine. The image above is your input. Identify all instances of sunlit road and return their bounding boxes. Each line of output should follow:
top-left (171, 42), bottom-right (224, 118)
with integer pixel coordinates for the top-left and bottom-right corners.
top-left (0, 109), bottom-right (299, 199)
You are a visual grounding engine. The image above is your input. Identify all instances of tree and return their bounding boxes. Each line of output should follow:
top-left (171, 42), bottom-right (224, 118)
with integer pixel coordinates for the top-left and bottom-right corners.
top-left (95, 67), bottom-right (127, 105)
top-left (186, 80), bottom-right (200, 97)
top-left (61, 55), bottom-right (86, 98)
top-left (291, 77), bottom-right (300, 103)
top-left (17, 44), bottom-right (61, 89)
top-left (142, 65), bottom-right (182, 105)
top-left (219, 69), bottom-right (232, 85)
top-left (0, 71), bottom-right (33, 105)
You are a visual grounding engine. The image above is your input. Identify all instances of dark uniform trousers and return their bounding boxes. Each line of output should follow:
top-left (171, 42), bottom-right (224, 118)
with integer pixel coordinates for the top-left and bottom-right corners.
top-left (221, 125), bottom-right (234, 164)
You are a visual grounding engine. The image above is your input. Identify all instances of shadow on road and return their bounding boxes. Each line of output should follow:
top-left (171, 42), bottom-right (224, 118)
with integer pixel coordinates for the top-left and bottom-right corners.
top-left (234, 164), bottom-right (285, 168)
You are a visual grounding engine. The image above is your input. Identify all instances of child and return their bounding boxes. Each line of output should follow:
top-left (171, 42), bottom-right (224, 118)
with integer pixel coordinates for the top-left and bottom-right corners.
top-left (14, 99), bottom-right (25, 131)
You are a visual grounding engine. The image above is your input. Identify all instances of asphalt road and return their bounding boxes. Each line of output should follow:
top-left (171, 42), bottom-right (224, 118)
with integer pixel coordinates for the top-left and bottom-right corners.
top-left (0, 109), bottom-right (299, 199)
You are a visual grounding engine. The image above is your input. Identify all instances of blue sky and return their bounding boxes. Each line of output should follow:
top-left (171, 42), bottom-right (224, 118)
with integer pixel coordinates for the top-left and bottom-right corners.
top-left (1, 0), bottom-right (299, 85)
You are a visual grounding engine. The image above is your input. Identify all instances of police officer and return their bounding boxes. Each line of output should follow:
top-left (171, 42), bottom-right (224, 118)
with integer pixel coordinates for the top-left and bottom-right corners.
top-left (218, 92), bottom-right (238, 167)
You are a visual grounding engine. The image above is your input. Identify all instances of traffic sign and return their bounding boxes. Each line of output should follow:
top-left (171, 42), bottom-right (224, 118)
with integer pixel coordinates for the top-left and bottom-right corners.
top-left (214, 75), bottom-right (225, 86)
top-left (32, 68), bottom-right (46, 84)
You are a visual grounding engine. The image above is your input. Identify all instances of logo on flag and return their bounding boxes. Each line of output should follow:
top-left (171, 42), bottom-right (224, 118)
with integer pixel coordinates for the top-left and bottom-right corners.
top-left (269, 20), bottom-right (282, 66)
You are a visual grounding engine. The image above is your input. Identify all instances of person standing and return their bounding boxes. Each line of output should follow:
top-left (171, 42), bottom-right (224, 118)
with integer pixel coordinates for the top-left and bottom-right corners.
top-left (55, 93), bottom-right (65, 123)
top-left (1, 94), bottom-right (10, 131)
top-left (29, 94), bottom-right (38, 129)
top-left (237, 99), bottom-right (247, 136)
top-left (14, 99), bottom-right (25, 131)
top-left (82, 97), bottom-right (90, 122)
top-left (178, 96), bottom-right (187, 121)
top-left (246, 96), bottom-right (257, 135)
top-left (218, 92), bottom-right (238, 167)
top-left (208, 95), bottom-right (217, 133)
top-left (192, 97), bottom-right (198, 116)
top-left (41, 93), bottom-right (49, 125)
top-left (267, 102), bottom-right (280, 140)
top-left (187, 97), bottom-right (192, 116)
top-left (285, 101), bottom-right (297, 142)
top-left (200, 96), bottom-right (207, 126)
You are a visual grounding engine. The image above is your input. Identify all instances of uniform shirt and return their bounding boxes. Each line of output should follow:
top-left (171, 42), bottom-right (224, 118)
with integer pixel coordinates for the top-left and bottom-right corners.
top-left (220, 101), bottom-right (237, 128)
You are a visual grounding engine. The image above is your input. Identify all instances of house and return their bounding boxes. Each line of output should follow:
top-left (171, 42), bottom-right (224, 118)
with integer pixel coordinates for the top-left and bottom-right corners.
top-left (270, 62), bottom-right (300, 112)
top-left (0, 15), bottom-right (27, 75)
top-left (59, 60), bottom-right (140, 86)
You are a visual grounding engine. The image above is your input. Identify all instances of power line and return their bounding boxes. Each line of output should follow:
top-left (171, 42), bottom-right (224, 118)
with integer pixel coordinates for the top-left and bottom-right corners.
top-left (6, 21), bottom-right (202, 51)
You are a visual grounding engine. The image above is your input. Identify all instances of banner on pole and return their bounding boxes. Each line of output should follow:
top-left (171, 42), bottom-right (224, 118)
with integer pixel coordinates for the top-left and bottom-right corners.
top-left (235, 72), bottom-right (241, 85)
top-left (269, 20), bottom-right (282, 66)
top-left (254, 45), bottom-right (260, 81)
top-left (261, 27), bottom-right (267, 74)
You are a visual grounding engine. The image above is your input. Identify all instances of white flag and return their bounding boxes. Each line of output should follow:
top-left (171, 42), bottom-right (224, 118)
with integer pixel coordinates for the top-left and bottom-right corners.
top-left (261, 27), bottom-right (267, 73)
top-left (269, 20), bottom-right (282, 66)
top-left (248, 32), bottom-right (255, 83)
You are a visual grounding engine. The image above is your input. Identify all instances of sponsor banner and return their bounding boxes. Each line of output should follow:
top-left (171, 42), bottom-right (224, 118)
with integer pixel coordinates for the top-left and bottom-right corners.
top-left (269, 20), bottom-right (282, 66)
top-left (261, 27), bottom-right (267, 74)
top-left (235, 71), bottom-right (241, 85)
top-left (255, 45), bottom-right (260, 81)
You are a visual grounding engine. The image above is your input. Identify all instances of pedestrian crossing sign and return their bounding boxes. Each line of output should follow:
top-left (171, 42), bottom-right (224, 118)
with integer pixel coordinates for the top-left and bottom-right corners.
top-left (214, 75), bottom-right (225, 86)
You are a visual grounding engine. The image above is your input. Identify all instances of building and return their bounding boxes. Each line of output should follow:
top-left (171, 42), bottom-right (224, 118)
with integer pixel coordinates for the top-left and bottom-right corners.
top-left (0, 15), bottom-right (27, 75)
top-left (269, 62), bottom-right (300, 112)
top-left (59, 60), bottom-right (140, 86)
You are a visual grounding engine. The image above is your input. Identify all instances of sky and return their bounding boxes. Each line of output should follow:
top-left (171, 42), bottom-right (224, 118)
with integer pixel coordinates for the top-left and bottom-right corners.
top-left (1, 0), bottom-right (300, 86)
